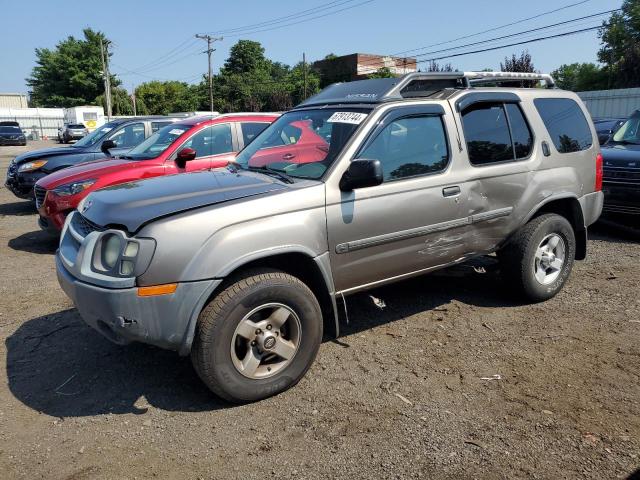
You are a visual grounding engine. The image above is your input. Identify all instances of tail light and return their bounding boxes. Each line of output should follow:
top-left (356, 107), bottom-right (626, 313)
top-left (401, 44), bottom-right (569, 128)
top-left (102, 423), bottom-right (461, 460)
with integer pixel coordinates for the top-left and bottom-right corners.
top-left (595, 153), bottom-right (603, 191)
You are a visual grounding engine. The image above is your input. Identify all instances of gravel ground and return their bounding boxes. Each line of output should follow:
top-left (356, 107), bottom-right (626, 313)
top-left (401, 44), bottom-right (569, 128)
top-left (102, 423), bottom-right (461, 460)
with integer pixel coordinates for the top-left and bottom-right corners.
top-left (0, 141), bottom-right (639, 479)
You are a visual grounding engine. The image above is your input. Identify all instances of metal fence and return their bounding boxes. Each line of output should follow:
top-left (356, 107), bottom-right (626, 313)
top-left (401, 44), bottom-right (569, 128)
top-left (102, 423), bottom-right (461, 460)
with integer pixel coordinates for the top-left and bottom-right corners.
top-left (0, 115), bottom-right (64, 140)
top-left (578, 88), bottom-right (640, 119)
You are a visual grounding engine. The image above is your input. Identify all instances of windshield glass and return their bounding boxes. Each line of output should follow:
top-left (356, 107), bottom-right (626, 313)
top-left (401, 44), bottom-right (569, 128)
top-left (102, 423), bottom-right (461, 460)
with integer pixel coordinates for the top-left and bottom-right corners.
top-left (124, 124), bottom-right (190, 160)
top-left (68, 124), bottom-right (85, 129)
top-left (0, 126), bottom-right (22, 134)
top-left (73, 122), bottom-right (119, 148)
top-left (234, 108), bottom-right (369, 179)
top-left (612, 111), bottom-right (640, 144)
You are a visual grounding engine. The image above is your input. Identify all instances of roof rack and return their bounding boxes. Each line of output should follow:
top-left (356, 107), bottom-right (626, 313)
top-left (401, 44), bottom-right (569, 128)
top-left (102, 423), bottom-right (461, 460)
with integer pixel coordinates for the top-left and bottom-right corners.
top-left (464, 71), bottom-right (555, 88)
top-left (297, 71), bottom-right (556, 108)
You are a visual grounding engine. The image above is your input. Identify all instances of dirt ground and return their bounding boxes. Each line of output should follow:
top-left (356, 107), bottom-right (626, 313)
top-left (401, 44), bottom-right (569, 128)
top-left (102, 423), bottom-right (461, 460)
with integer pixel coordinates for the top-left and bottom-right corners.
top-left (0, 140), bottom-right (639, 479)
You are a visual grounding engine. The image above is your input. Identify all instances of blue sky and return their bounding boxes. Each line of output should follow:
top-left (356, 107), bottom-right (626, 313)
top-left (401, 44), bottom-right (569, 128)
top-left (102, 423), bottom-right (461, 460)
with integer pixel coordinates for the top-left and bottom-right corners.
top-left (0, 0), bottom-right (623, 94)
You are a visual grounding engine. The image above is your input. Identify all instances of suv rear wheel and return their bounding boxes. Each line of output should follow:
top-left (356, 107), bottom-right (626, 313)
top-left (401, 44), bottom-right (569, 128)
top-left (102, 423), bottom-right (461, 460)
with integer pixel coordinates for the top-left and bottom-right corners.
top-left (191, 269), bottom-right (323, 403)
top-left (499, 213), bottom-right (576, 302)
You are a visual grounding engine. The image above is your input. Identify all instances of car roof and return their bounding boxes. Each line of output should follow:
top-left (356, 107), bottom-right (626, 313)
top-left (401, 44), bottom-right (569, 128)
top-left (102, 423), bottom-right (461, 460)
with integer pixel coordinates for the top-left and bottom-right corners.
top-left (176, 112), bottom-right (281, 127)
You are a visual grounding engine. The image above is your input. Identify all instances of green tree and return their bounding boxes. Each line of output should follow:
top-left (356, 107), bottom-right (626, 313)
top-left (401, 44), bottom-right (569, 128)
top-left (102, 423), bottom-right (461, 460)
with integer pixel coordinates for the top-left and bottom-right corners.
top-left (134, 81), bottom-right (201, 115)
top-left (367, 67), bottom-right (397, 79)
top-left (598, 0), bottom-right (640, 88)
top-left (551, 63), bottom-right (608, 91)
top-left (96, 87), bottom-right (134, 116)
top-left (26, 28), bottom-right (118, 107)
top-left (425, 61), bottom-right (455, 72)
top-left (500, 51), bottom-right (536, 73)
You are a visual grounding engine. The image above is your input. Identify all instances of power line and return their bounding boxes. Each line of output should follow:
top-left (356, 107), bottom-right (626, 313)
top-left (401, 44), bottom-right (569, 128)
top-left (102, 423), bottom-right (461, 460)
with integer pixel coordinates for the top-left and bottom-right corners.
top-left (414, 25), bottom-right (603, 65)
top-left (221, 0), bottom-right (377, 38)
top-left (203, 0), bottom-right (361, 35)
top-left (357, 8), bottom-right (618, 70)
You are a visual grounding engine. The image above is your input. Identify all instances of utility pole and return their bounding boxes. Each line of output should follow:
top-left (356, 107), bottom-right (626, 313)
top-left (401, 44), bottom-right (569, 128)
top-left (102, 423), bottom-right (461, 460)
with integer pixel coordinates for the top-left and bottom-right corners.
top-left (131, 84), bottom-right (137, 116)
top-left (195, 34), bottom-right (223, 113)
top-left (100, 40), bottom-right (112, 120)
top-left (303, 52), bottom-right (308, 100)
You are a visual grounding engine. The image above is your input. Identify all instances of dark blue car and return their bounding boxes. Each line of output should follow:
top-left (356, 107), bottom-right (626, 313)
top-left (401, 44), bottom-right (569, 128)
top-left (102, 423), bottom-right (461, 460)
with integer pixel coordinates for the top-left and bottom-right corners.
top-left (601, 110), bottom-right (640, 218)
top-left (5, 116), bottom-right (178, 200)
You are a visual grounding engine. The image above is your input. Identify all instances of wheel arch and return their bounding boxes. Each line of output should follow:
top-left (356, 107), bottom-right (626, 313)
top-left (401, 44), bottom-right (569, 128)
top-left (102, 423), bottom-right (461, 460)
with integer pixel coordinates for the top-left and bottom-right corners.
top-left (179, 249), bottom-right (339, 356)
top-left (523, 195), bottom-right (587, 260)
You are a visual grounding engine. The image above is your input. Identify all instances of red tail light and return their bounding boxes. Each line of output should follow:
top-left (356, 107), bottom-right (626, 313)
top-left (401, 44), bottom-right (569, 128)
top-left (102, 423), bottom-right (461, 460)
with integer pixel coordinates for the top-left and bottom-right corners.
top-left (595, 153), bottom-right (603, 191)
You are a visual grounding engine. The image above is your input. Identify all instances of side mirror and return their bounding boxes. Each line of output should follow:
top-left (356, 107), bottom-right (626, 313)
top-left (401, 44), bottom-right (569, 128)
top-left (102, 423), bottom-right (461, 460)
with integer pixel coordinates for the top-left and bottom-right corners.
top-left (339, 159), bottom-right (383, 191)
top-left (101, 139), bottom-right (117, 154)
top-left (176, 147), bottom-right (197, 168)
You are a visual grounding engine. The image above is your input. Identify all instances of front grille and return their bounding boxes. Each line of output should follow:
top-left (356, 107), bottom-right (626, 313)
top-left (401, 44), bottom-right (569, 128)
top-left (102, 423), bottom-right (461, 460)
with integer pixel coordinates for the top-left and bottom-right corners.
top-left (603, 168), bottom-right (640, 185)
top-left (71, 213), bottom-right (104, 238)
top-left (34, 185), bottom-right (47, 208)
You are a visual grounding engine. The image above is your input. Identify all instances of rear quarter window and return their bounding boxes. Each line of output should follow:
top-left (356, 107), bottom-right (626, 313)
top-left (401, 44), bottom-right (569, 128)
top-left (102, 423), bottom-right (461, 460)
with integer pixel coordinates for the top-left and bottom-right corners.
top-left (534, 98), bottom-right (593, 153)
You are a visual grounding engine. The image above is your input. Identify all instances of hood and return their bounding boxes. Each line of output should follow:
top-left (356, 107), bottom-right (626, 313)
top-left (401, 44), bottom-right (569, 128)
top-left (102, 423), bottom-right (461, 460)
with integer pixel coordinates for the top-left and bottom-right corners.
top-left (37, 158), bottom-right (137, 189)
top-left (601, 143), bottom-right (640, 168)
top-left (81, 169), bottom-right (290, 232)
top-left (14, 146), bottom-right (88, 164)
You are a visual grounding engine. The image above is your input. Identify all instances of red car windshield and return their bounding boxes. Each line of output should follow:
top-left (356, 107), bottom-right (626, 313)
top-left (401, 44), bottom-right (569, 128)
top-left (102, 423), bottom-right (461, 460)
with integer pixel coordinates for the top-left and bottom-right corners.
top-left (234, 108), bottom-right (370, 179)
top-left (122, 124), bottom-right (191, 160)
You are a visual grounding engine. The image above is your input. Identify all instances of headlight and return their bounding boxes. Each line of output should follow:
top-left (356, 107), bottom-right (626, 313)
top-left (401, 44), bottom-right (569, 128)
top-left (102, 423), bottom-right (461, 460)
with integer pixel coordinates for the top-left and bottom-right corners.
top-left (52, 179), bottom-right (96, 196)
top-left (103, 234), bottom-right (122, 268)
top-left (90, 229), bottom-right (155, 278)
top-left (18, 160), bottom-right (47, 172)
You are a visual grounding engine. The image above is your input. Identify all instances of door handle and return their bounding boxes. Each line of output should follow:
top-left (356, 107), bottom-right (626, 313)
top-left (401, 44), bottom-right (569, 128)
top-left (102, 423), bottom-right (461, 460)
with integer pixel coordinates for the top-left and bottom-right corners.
top-left (282, 153), bottom-right (295, 160)
top-left (541, 141), bottom-right (551, 157)
top-left (442, 186), bottom-right (461, 197)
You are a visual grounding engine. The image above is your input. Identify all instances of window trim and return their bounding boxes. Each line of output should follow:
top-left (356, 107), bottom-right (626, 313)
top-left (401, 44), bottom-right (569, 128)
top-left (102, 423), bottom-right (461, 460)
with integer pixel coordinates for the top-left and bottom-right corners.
top-left (354, 106), bottom-right (452, 184)
top-left (533, 97), bottom-right (594, 154)
top-left (461, 101), bottom-right (535, 168)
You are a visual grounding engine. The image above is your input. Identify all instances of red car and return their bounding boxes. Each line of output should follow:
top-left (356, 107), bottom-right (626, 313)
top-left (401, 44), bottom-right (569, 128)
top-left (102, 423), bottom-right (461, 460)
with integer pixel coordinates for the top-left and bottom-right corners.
top-left (35, 114), bottom-right (278, 233)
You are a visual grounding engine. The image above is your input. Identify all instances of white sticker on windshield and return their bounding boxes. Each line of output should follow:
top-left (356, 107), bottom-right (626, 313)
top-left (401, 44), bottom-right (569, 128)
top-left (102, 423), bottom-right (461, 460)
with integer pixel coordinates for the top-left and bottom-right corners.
top-left (101, 127), bottom-right (112, 133)
top-left (169, 128), bottom-right (185, 135)
top-left (327, 112), bottom-right (367, 125)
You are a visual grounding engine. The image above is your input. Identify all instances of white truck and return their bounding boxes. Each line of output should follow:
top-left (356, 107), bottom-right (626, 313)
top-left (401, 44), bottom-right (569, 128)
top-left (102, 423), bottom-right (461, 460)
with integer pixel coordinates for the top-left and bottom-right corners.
top-left (63, 106), bottom-right (105, 132)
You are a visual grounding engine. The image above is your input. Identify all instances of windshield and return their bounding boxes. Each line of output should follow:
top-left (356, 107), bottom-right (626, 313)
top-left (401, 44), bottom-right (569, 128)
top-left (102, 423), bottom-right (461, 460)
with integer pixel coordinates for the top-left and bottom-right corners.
top-left (0, 126), bottom-right (22, 134)
top-left (611, 111), bottom-right (640, 144)
top-left (124, 124), bottom-right (190, 160)
top-left (234, 108), bottom-right (369, 179)
top-left (68, 124), bottom-right (85, 129)
top-left (73, 122), bottom-right (118, 148)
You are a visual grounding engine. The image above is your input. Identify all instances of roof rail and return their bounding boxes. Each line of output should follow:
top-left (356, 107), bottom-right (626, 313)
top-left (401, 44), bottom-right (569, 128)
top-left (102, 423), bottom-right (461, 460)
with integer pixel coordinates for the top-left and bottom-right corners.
top-left (464, 71), bottom-right (556, 88)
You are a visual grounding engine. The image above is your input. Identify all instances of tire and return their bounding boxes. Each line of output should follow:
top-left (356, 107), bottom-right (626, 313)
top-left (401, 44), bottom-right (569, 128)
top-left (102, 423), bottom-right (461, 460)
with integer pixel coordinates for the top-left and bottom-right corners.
top-left (191, 268), bottom-right (323, 403)
top-left (498, 213), bottom-right (576, 302)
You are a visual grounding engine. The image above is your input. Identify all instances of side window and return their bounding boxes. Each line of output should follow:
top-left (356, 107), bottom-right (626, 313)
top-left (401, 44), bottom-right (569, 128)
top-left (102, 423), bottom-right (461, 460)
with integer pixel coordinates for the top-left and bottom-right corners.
top-left (241, 122), bottom-right (269, 146)
top-left (210, 123), bottom-right (233, 155)
top-left (534, 98), bottom-right (593, 153)
top-left (182, 127), bottom-right (212, 158)
top-left (108, 123), bottom-right (145, 148)
top-left (357, 115), bottom-right (449, 181)
top-left (505, 103), bottom-right (533, 159)
top-left (461, 103), bottom-right (513, 165)
top-left (151, 121), bottom-right (172, 133)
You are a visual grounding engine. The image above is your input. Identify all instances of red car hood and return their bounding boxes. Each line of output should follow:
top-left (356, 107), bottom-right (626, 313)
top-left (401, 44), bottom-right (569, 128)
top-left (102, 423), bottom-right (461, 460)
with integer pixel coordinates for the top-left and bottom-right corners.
top-left (37, 158), bottom-right (148, 189)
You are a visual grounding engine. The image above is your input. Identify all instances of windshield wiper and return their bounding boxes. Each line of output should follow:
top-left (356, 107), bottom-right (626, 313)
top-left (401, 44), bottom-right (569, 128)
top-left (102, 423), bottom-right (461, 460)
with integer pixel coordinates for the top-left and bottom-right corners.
top-left (246, 165), bottom-right (294, 184)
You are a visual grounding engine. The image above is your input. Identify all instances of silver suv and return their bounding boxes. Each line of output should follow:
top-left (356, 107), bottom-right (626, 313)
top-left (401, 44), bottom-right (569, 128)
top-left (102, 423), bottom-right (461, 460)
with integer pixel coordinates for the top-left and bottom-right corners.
top-left (55, 72), bottom-right (603, 403)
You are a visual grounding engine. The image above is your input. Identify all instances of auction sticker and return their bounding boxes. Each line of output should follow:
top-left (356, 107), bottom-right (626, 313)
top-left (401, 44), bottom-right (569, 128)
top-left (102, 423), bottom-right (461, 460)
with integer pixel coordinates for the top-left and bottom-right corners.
top-left (169, 129), bottom-right (185, 135)
top-left (327, 112), bottom-right (368, 124)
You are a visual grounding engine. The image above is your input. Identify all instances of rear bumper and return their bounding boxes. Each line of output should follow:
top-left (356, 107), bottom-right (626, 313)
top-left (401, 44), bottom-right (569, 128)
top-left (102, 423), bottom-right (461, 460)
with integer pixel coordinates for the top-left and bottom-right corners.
top-left (56, 254), bottom-right (221, 354)
top-left (602, 182), bottom-right (640, 216)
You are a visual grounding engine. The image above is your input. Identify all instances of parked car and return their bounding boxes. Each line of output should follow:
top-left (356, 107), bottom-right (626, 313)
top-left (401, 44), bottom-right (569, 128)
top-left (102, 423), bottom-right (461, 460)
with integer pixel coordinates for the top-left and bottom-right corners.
top-left (56, 72), bottom-right (603, 403)
top-left (35, 114), bottom-right (277, 233)
top-left (592, 117), bottom-right (626, 145)
top-left (5, 116), bottom-right (179, 200)
top-left (60, 123), bottom-right (89, 143)
top-left (0, 124), bottom-right (27, 146)
top-left (600, 110), bottom-right (640, 217)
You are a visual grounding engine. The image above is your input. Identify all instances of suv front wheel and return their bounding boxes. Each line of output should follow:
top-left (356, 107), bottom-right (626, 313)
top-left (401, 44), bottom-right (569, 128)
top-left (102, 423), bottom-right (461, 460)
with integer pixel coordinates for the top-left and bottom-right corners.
top-left (499, 213), bottom-right (576, 302)
top-left (191, 269), bottom-right (323, 403)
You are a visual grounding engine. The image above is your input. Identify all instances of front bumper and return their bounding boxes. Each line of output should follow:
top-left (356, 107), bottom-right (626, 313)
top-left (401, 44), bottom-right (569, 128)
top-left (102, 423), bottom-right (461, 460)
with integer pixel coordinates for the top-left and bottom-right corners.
top-left (0, 138), bottom-right (26, 146)
top-left (5, 169), bottom-right (46, 199)
top-left (56, 254), bottom-right (221, 353)
top-left (602, 182), bottom-right (640, 216)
